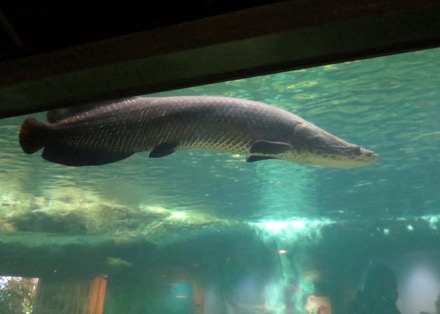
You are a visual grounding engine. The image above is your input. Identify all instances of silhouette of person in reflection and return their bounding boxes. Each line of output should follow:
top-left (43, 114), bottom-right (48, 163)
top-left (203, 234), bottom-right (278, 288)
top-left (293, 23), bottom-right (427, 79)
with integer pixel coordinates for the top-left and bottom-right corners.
top-left (436, 294), bottom-right (440, 314)
top-left (348, 263), bottom-right (401, 314)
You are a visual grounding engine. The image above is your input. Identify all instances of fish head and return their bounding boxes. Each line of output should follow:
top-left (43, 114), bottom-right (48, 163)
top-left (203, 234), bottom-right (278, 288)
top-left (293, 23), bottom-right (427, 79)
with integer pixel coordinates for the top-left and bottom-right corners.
top-left (291, 122), bottom-right (378, 168)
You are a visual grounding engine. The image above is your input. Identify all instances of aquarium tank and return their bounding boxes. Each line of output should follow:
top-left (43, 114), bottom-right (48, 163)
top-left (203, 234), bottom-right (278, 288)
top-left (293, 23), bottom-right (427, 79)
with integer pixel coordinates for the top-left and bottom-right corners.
top-left (0, 47), bottom-right (439, 314)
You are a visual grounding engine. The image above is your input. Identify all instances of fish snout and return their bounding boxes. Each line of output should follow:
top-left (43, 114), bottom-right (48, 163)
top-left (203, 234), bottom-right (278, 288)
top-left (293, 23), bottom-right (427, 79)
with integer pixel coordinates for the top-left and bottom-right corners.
top-left (356, 146), bottom-right (378, 161)
top-left (305, 133), bottom-right (378, 168)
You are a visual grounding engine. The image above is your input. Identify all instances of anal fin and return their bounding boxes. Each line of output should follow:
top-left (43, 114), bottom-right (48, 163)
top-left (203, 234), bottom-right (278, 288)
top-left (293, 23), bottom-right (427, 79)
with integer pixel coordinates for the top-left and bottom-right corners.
top-left (42, 146), bottom-right (133, 166)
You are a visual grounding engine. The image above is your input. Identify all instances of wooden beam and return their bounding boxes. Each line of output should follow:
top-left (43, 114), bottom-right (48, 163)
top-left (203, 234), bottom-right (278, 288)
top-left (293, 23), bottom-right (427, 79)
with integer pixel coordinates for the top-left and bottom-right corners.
top-left (32, 275), bottom-right (107, 314)
top-left (1, 0), bottom-right (440, 118)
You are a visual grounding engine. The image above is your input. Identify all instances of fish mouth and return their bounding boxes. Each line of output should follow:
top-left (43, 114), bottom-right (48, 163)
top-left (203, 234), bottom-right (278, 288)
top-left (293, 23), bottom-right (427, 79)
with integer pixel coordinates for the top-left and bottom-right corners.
top-left (360, 148), bottom-right (379, 161)
top-left (305, 146), bottom-right (378, 168)
top-left (329, 147), bottom-right (378, 168)
top-left (353, 146), bottom-right (379, 165)
top-left (314, 135), bottom-right (378, 168)
top-left (293, 122), bottom-right (378, 168)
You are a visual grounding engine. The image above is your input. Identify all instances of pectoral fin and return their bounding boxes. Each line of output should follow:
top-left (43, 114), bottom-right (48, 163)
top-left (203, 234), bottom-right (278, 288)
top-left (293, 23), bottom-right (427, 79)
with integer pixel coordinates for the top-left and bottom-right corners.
top-left (246, 155), bottom-right (277, 163)
top-left (149, 142), bottom-right (178, 158)
top-left (250, 140), bottom-right (293, 155)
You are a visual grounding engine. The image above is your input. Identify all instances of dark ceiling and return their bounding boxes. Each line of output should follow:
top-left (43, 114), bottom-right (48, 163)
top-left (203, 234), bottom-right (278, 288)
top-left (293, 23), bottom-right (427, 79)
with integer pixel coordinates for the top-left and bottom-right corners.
top-left (0, 0), bottom-right (279, 61)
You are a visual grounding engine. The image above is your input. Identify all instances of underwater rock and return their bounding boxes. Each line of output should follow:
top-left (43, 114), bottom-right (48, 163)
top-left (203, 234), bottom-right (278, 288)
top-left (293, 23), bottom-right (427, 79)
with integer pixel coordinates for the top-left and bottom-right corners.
top-left (11, 211), bottom-right (88, 234)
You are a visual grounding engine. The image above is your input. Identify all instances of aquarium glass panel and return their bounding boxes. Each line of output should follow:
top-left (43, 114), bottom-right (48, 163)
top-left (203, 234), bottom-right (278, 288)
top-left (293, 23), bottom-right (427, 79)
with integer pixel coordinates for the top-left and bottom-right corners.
top-left (0, 48), bottom-right (439, 314)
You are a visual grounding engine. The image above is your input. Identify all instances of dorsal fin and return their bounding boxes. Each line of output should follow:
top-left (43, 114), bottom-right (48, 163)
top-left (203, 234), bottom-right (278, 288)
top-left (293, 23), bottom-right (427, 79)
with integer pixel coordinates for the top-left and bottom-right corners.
top-left (46, 99), bottom-right (124, 123)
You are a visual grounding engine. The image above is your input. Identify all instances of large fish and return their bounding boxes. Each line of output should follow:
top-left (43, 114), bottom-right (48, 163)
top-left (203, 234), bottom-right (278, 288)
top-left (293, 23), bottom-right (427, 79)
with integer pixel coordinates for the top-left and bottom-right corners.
top-left (19, 96), bottom-right (377, 168)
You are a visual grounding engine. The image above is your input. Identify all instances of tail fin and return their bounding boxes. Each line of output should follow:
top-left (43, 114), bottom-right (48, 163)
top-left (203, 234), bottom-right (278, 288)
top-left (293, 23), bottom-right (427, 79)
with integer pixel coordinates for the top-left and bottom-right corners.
top-left (19, 118), bottom-right (48, 154)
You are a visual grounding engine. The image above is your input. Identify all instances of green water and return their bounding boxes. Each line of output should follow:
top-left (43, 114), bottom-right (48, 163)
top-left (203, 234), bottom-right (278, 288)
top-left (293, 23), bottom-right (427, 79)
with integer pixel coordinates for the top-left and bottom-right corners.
top-left (0, 48), bottom-right (439, 313)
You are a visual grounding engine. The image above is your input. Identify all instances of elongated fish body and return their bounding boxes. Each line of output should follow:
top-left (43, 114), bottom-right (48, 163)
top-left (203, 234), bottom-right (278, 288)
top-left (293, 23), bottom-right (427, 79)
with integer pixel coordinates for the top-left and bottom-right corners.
top-left (19, 96), bottom-right (377, 168)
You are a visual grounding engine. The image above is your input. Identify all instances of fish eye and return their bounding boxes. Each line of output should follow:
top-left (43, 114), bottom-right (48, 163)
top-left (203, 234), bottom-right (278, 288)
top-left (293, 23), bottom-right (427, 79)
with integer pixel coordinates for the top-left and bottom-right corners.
top-left (354, 146), bottom-right (362, 154)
